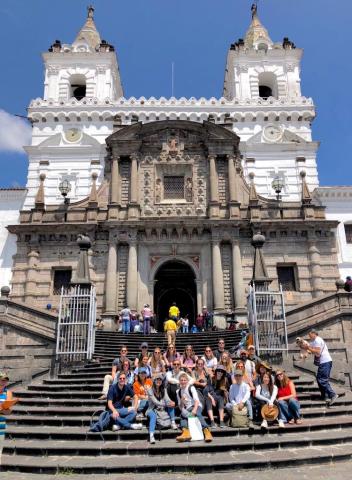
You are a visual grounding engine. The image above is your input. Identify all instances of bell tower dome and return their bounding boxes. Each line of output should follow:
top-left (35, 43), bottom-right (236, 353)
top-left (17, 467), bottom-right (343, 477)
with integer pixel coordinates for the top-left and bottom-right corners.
top-left (42, 5), bottom-right (123, 102)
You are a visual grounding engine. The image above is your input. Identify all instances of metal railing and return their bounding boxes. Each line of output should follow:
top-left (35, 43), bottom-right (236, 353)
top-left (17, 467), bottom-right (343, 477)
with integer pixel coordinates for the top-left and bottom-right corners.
top-left (247, 283), bottom-right (288, 357)
top-left (55, 285), bottom-right (96, 370)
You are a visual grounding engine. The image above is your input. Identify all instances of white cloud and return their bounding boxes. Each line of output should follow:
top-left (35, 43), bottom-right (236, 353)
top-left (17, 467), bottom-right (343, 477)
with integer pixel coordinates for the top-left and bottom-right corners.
top-left (0, 109), bottom-right (32, 153)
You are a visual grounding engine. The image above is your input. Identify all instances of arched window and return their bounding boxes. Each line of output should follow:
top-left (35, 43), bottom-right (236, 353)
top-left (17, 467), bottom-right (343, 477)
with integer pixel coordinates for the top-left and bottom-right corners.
top-left (258, 72), bottom-right (278, 99)
top-left (69, 74), bottom-right (86, 100)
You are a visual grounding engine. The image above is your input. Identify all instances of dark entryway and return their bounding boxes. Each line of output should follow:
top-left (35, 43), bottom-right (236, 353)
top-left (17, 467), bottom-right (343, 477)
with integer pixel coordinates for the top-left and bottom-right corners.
top-left (154, 260), bottom-right (197, 331)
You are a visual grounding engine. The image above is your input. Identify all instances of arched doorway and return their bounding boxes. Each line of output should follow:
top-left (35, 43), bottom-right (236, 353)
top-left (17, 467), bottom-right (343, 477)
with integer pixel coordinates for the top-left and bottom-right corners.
top-left (154, 260), bottom-right (197, 331)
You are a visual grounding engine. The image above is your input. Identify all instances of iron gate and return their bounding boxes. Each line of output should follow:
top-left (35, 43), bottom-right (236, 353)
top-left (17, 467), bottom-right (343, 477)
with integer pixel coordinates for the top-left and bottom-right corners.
top-left (247, 283), bottom-right (288, 356)
top-left (56, 285), bottom-right (96, 366)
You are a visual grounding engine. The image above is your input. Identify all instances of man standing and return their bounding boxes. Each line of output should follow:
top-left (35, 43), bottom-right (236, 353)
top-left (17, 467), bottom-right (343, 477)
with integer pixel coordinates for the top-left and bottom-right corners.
top-left (120, 305), bottom-right (131, 334)
top-left (304, 329), bottom-right (338, 406)
top-left (164, 317), bottom-right (177, 345)
top-left (141, 304), bottom-right (153, 335)
top-left (169, 302), bottom-right (180, 321)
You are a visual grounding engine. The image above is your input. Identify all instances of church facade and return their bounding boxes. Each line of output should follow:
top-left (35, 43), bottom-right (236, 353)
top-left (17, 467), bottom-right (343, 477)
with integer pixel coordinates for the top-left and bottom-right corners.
top-left (6, 6), bottom-right (340, 329)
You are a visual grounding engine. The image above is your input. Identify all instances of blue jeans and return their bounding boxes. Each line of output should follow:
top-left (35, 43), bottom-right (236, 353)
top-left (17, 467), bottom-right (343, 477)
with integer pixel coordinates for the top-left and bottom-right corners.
top-left (137, 399), bottom-right (148, 413)
top-left (182, 326), bottom-right (189, 333)
top-left (122, 319), bottom-right (130, 334)
top-left (147, 407), bottom-right (175, 433)
top-left (114, 407), bottom-right (136, 429)
top-left (143, 318), bottom-right (151, 335)
top-left (317, 361), bottom-right (336, 400)
top-left (180, 406), bottom-right (208, 429)
top-left (278, 398), bottom-right (301, 422)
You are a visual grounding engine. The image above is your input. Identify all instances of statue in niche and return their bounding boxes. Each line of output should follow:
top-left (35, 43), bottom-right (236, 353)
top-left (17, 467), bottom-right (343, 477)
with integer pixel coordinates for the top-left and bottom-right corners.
top-left (155, 178), bottom-right (161, 203)
top-left (185, 177), bottom-right (193, 202)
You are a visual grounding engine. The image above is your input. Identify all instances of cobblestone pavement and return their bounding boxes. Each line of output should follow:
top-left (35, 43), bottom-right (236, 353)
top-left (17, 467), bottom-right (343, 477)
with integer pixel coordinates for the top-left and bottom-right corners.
top-left (1, 461), bottom-right (351, 480)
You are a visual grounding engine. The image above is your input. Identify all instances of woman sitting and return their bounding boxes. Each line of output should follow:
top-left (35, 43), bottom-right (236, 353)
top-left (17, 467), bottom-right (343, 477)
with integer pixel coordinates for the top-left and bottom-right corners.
top-left (117, 359), bottom-right (134, 386)
top-left (163, 344), bottom-right (180, 370)
top-left (234, 360), bottom-right (255, 393)
top-left (275, 370), bottom-right (302, 427)
top-left (165, 360), bottom-right (194, 402)
top-left (201, 346), bottom-right (218, 373)
top-left (176, 373), bottom-right (213, 443)
top-left (148, 348), bottom-right (166, 378)
top-left (205, 365), bottom-right (229, 428)
top-left (255, 372), bottom-right (278, 430)
top-left (133, 367), bottom-right (153, 416)
top-left (146, 374), bottom-right (177, 443)
top-left (219, 352), bottom-right (235, 381)
top-left (180, 345), bottom-right (198, 373)
top-left (133, 356), bottom-right (152, 380)
top-left (254, 360), bottom-right (274, 387)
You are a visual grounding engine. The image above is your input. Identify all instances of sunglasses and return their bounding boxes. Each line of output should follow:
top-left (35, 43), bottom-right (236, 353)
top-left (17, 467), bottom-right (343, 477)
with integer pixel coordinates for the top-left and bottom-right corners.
top-left (205, 349), bottom-right (211, 352)
top-left (119, 377), bottom-right (126, 380)
top-left (173, 363), bottom-right (180, 366)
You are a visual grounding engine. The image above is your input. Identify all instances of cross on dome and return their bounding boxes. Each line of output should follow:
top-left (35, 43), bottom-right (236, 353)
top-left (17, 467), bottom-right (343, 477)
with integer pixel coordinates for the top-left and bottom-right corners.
top-left (245, 3), bottom-right (272, 49)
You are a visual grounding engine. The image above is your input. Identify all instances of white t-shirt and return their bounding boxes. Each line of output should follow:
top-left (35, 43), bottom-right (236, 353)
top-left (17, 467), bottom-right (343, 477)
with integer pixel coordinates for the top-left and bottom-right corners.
top-left (201, 356), bottom-right (218, 369)
top-left (178, 385), bottom-right (200, 410)
top-left (310, 336), bottom-right (332, 364)
top-left (228, 382), bottom-right (250, 404)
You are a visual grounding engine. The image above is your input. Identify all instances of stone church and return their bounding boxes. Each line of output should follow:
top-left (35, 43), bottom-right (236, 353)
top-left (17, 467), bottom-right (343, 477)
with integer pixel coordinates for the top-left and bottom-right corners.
top-left (6, 6), bottom-right (340, 329)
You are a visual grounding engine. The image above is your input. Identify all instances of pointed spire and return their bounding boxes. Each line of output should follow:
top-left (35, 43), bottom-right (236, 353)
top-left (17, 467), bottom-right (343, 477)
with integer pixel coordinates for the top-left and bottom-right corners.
top-left (248, 173), bottom-right (258, 202)
top-left (300, 170), bottom-right (312, 204)
top-left (245, 3), bottom-right (272, 49)
top-left (35, 173), bottom-right (46, 209)
top-left (73, 5), bottom-right (101, 51)
top-left (88, 172), bottom-right (98, 206)
top-left (251, 232), bottom-right (271, 289)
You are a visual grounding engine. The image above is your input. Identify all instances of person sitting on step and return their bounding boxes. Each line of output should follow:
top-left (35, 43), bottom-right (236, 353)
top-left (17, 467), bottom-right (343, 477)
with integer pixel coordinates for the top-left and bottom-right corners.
top-left (146, 374), bottom-right (177, 444)
top-left (163, 344), bottom-right (181, 370)
top-left (219, 352), bottom-right (235, 381)
top-left (99, 345), bottom-right (130, 400)
top-left (214, 338), bottom-right (228, 361)
top-left (275, 370), bottom-right (302, 427)
top-left (148, 348), bottom-right (166, 378)
top-left (226, 369), bottom-right (254, 431)
top-left (205, 365), bottom-right (229, 428)
top-left (133, 355), bottom-right (152, 380)
top-left (239, 350), bottom-right (257, 384)
top-left (107, 372), bottom-right (142, 431)
top-left (180, 345), bottom-right (198, 373)
top-left (134, 342), bottom-right (151, 369)
top-left (117, 359), bottom-right (134, 386)
top-left (176, 373), bottom-right (213, 443)
top-left (247, 345), bottom-right (262, 367)
top-left (254, 360), bottom-right (274, 387)
top-left (165, 360), bottom-right (194, 403)
top-left (133, 367), bottom-right (153, 418)
top-left (233, 360), bottom-right (255, 394)
top-left (255, 372), bottom-right (278, 430)
top-left (201, 346), bottom-right (218, 374)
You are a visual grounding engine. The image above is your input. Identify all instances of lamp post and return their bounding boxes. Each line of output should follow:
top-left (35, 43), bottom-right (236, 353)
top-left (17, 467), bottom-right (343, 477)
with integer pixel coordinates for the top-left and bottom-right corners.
top-left (271, 176), bottom-right (285, 202)
top-left (58, 179), bottom-right (71, 205)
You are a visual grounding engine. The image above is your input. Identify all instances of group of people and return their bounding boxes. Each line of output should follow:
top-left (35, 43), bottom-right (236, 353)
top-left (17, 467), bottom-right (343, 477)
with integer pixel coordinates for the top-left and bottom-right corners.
top-left (99, 334), bottom-right (335, 444)
top-left (164, 303), bottom-right (214, 344)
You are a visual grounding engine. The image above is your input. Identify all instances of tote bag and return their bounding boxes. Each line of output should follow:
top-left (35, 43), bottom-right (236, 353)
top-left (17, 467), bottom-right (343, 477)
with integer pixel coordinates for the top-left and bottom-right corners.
top-left (188, 416), bottom-right (204, 441)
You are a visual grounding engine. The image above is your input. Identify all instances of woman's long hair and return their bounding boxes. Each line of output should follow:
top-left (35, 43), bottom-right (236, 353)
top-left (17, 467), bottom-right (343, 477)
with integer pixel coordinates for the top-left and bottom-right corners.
top-left (262, 372), bottom-right (274, 395)
top-left (150, 349), bottom-right (162, 369)
top-left (152, 377), bottom-right (165, 399)
top-left (220, 353), bottom-right (234, 373)
top-left (183, 345), bottom-right (196, 361)
top-left (275, 371), bottom-right (290, 388)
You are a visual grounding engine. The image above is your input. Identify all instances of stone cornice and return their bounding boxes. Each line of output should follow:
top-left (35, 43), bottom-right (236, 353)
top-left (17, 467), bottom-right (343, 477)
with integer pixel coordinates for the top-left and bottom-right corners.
top-left (0, 189), bottom-right (27, 202)
top-left (314, 187), bottom-right (352, 203)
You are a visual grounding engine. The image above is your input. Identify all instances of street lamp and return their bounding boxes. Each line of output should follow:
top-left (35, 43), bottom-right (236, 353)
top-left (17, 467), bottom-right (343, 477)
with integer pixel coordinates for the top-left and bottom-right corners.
top-left (58, 179), bottom-right (71, 205)
top-left (271, 176), bottom-right (285, 201)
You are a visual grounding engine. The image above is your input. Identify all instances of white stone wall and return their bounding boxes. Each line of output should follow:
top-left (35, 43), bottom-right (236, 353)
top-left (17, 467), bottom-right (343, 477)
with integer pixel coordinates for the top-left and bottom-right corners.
top-left (0, 189), bottom-right (26, 288)
top-left (315, 187), bottom-right (352, 280)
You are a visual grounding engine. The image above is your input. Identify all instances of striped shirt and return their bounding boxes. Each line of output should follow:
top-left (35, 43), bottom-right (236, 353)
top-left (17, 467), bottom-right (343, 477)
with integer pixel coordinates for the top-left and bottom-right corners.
top-left (0, 388), bottom-right (7, 437)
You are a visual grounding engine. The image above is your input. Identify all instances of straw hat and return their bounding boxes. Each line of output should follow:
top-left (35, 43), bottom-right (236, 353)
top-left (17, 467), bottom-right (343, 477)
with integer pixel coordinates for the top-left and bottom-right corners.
top-left (261, 404), bottom-right (279, 421)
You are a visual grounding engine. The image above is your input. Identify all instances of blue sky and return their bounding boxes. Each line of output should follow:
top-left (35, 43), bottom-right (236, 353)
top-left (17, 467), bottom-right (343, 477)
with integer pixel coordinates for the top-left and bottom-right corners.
top-left (0, 0), bottom-right (351, 187)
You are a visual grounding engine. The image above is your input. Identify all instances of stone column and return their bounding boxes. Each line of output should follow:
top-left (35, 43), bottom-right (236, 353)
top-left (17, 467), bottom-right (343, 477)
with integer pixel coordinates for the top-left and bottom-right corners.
top-left (128, 154), bottom-right (139, 218)
top-left (228, 155), bottom-right (240, 218)
top-left (212, 238), bottom-right (226, 328)
top-left (209, 154), bottom-right (219, 218)
top-left (25, 250), bottom-right (39, 302)
top-left (109, 156), bottom-right (120, 220)
top-left (104, 240), bottom-right (118, 316)
top-left (231, 239), bottom-right (247, 324)
top-left (126, 238), bottom-right (138, 311)
top-left (308, 240), bottom-right (324, 298)
top-left (196, 280), bottom-right (202, 315)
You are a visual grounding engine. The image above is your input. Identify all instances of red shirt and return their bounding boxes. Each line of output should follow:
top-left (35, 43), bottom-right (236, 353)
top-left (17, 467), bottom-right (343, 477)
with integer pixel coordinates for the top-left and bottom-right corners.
top-left (277, 382), bottom-right (297, 400)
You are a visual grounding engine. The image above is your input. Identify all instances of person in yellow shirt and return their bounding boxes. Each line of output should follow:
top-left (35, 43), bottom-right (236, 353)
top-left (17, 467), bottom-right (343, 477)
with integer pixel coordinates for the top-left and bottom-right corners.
top-left (164, 318), bottom-right (177, 346)
top-left (169, 302), bottom-right (180, 321)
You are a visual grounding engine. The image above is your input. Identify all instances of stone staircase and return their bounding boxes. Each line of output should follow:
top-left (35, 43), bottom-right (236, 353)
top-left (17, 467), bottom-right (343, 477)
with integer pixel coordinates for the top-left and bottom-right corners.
top-left (1, 330), bottom-right (352, 476)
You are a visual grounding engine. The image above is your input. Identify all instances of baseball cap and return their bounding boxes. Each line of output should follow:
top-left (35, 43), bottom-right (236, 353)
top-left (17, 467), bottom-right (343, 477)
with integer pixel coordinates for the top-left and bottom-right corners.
top-left (138, 367), bottom-right (148, 374)
top-left (234, 369), bottom-right (243, 376)
top-left (140, 342), bottom-right (149, 349)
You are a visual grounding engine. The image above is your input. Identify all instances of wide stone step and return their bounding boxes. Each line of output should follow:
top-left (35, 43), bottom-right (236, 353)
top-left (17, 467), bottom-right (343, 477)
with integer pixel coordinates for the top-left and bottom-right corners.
top-left (7, 404), bottom-right (352, 426)
top-left (4, 427), bottom-right (352, 458)
top-left (7, 415), bottom-right (352, 441)
top-left (3, 441), bottom-right (352, 474)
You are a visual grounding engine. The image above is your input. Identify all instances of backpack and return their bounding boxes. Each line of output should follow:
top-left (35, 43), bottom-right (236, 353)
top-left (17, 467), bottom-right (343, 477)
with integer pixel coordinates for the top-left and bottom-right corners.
top-left (230, 404), bottom-right (249, 428)
top-left (89, 409), bottom-right (112, 440)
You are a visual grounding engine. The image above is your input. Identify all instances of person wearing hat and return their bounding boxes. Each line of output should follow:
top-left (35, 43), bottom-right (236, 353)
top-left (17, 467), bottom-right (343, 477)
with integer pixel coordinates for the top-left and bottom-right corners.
top-left (205, 365), bottom-right (229, 428)
top-left (255, 372), bottom-right (278, 430)
top-left (0, 372), bottom-right (14, 460)
top-left (134, 342), bottom-right (151, 369)
top-left (226, 369), bottom-right (254, 431)
top-left (247, 345), bottom-right (262, 366)
top-left (141, 304), bottom-right (153, 335)
top-left (254, 360), bottom-right (274, 387)
top-left (133, 367), bottom-right (153, 416)
top-left (146, 374), bottom-right (177, 443)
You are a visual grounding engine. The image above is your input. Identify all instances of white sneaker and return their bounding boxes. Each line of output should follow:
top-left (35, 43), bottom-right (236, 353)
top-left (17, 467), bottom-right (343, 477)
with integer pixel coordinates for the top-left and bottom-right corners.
top-left (131, 423), bottom-right (143, 430)
top-left (261, 419), bottom-right (268, 429)
top-left (171, 420), bottom-right (178, 430)
top-left (278, 420), bottom-right (285, 428)
top-left (112, 424), bottom-right (121, 431)
top-left (149, 433), bottom-right (156, 444)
